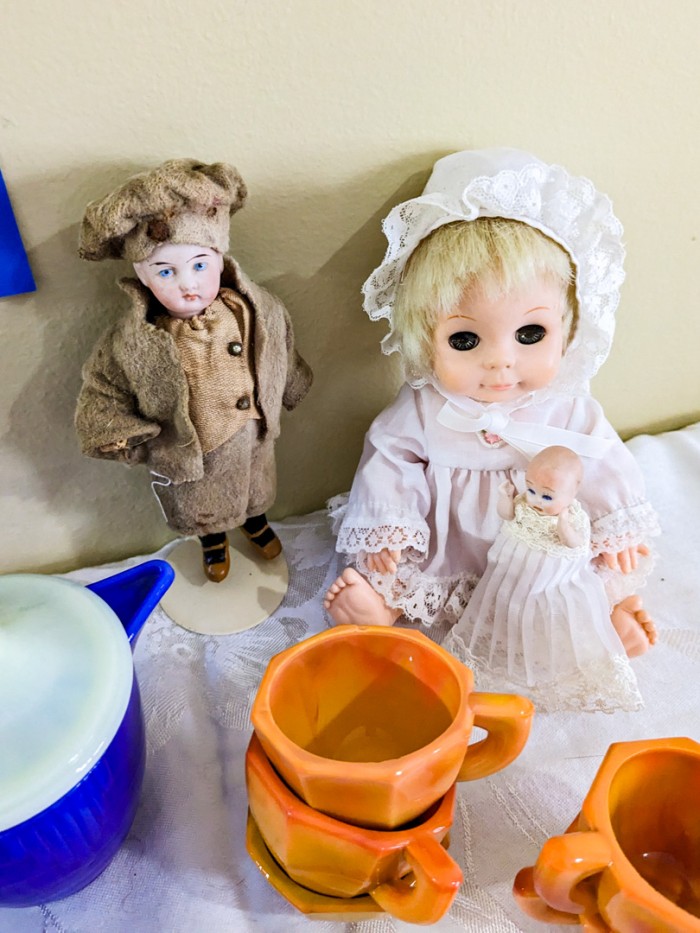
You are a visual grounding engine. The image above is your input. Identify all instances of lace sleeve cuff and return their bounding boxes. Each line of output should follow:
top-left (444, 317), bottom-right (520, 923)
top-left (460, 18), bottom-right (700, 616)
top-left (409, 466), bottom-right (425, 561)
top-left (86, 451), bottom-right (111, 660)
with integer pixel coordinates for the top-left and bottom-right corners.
top-left (328, 494), bottom-right (430, 558)
top-left (590, 501), bottom-right (660, 556)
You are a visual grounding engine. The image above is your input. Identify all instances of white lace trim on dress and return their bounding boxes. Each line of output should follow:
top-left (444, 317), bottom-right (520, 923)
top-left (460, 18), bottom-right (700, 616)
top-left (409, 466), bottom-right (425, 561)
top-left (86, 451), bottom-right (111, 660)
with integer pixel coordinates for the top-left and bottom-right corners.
top-left (598, 555), bottom-right (655, 604)
top-left (505, 498), bottom-right (589, 559)
top-left (337, 523), bottom-right (429, 557)
top-left (328, 493), bottom-right (430, 557)
top-left (445, 630), bottom-right (643, 714)
top-left (363, 564), bottom-right (479, 627)
top-left (590, 501), bottom-right (661, 555)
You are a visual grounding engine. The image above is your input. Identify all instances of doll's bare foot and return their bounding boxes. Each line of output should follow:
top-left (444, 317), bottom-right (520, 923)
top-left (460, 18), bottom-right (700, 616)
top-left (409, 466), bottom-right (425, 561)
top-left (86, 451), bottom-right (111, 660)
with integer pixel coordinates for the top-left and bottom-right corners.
top-left (324, 568), bottom-right (401, 627)
top-left (611, 595), bottom-right (657, 658)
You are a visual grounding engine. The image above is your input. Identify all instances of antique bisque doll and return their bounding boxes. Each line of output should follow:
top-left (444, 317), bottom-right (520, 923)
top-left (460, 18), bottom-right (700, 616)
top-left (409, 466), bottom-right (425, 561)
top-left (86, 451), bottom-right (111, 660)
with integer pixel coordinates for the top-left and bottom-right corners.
top-left (75, 159), bottom-right (312, 583)
top-left (325, 148), bottom-right (659, 679)
top-left (451, 445), bottom-right (642, 711)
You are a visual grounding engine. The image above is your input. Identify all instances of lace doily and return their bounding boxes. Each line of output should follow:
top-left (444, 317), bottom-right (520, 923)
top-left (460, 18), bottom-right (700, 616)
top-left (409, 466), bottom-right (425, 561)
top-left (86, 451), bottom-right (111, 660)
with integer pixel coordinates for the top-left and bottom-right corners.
top-left (362, 148), bottom-right (625, 398)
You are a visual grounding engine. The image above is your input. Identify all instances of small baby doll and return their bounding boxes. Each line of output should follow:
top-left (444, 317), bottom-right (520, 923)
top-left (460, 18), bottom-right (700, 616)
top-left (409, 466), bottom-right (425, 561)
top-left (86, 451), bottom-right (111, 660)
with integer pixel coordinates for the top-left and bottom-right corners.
top-left (75, 160), bottom-right (312, 582)
top-left (325, 148), bottom-right (658, 666)
top-left (450, 446), bottom-right (643, 711)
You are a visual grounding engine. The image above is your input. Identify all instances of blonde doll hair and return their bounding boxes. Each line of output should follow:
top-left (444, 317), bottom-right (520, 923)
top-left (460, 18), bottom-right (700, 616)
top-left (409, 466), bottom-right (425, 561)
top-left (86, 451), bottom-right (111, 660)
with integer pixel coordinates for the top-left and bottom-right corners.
top-left (393, 217), bottom-right (578, 380)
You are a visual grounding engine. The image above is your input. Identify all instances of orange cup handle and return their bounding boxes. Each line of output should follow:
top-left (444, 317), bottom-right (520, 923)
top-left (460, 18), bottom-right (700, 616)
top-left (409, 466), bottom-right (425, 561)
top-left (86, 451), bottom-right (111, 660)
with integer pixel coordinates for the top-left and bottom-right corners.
top-left (456, 691), bottom-right (535, 782)
top-left (533, 831), bottom-right (611, 914)
top-left (513, 866), bottom-right (583, 925)
top-left (369, 837), bottom-right (463, 925)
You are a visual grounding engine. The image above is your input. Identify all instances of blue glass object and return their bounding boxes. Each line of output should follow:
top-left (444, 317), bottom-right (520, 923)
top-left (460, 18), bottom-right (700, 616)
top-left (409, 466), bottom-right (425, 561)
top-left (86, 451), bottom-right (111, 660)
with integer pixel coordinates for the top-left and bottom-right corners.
top-left (0, 559), bottom-right (174, 906)
top-left (87, 559), bottom-right (175, 645)
top-left (0, 680), bottom-right (145, 906)
top-left (0, 169), bottom-right (36, 299)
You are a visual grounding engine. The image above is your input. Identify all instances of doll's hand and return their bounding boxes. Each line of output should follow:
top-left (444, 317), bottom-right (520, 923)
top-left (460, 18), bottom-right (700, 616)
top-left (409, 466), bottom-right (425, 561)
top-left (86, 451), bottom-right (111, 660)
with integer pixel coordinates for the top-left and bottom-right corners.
top-left (98, 437), bottom-right (149, 464)
top-left (498, 480), bottom-right (516, 500)
top-left (365, 549), bottom-right (402, 574)
top-left (497, 480), bottom-right (517, 521)
top-left (557, 506), bottom-right (571, 535)
top-left (99, 428), bottom-right (158, 456)
top-left (557, 507), bottom-right (585, 548)
top-left (99, 440), bottom-right (129, 453)
top-left (601, 544), bottom-right (650, 574)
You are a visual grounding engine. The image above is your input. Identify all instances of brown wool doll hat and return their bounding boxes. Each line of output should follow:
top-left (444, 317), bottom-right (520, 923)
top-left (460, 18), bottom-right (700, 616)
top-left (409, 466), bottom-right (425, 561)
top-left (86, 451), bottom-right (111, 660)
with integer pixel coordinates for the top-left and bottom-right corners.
top-left (79, 159), bottom-right (247, 262)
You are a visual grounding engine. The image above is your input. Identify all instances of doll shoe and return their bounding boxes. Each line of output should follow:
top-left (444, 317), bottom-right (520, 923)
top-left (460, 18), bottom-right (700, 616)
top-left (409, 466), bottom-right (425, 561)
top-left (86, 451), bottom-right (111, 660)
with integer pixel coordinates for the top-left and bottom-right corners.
top-left (240, 515), bottom-right (282, 560)
top-left (200, 533), bottom-right (231, 583)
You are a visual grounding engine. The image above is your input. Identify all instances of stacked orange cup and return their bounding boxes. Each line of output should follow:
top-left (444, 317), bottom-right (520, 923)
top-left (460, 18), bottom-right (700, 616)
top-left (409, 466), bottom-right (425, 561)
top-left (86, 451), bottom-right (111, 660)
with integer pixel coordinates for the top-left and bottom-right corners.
top-left (247, 625), bottom-right (534, 924)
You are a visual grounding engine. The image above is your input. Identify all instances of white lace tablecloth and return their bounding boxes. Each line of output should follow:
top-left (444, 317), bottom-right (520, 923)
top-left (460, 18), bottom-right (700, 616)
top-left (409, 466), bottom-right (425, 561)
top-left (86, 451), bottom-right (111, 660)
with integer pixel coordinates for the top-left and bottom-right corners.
top-left (3, 423), bottom-right (700, 933)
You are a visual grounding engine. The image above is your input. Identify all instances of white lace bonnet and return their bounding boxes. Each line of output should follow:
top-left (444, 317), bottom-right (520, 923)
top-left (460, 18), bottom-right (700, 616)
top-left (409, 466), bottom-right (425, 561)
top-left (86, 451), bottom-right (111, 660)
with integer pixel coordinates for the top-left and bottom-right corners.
top-left (362, 148), bottom-right (625, 394)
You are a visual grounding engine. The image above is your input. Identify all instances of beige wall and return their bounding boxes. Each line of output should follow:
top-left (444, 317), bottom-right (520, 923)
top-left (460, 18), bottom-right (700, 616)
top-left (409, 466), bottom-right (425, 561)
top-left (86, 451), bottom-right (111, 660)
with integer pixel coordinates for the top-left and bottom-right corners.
top-left (2, 0), bottom-right (699, 572)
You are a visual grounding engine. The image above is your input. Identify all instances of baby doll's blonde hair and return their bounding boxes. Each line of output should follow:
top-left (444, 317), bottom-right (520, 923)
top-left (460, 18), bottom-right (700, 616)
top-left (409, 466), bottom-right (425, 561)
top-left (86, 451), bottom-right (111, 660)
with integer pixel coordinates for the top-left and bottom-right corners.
top-left (393, 217), bottom-right (578, 380)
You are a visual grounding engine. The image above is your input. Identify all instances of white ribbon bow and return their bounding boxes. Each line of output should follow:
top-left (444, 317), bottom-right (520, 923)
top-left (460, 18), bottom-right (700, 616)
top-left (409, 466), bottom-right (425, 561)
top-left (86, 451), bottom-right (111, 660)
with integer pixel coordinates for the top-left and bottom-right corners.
top-left (436, 402), bottom-right (614, 460)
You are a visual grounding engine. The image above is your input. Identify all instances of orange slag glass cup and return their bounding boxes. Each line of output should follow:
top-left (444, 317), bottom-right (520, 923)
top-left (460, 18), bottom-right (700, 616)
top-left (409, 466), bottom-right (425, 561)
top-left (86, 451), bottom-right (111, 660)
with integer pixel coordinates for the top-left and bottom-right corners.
top-left (514, 737), bottom-right (700, 932)
top-left (251, 624), bottom-right (534, 830)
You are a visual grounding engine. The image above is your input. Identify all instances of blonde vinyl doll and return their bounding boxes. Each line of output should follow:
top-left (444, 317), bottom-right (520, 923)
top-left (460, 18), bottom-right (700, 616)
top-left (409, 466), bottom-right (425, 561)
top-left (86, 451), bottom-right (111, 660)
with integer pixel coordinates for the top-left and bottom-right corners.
top-left (325, 149), bottom-right (658, 706)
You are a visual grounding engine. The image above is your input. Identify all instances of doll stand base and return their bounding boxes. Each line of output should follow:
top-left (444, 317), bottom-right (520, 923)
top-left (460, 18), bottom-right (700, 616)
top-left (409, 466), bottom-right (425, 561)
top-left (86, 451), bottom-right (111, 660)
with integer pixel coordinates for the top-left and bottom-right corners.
top-left (245, 812), bottom-right (385, 921)
top-left (160, 537), bottom-right (288, 635)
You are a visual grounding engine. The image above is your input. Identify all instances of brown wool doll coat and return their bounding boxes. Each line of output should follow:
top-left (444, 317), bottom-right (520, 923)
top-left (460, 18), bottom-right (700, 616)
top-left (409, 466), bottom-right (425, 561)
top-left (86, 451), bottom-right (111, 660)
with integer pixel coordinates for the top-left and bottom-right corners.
top-left (75, 256), bottom-right (312, 529)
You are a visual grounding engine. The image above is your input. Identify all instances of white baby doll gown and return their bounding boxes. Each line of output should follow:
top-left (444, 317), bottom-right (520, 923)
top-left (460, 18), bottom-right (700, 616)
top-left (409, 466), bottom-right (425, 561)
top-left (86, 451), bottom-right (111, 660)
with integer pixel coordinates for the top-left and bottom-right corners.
top-left (448, 495), bottom-right (642, 712)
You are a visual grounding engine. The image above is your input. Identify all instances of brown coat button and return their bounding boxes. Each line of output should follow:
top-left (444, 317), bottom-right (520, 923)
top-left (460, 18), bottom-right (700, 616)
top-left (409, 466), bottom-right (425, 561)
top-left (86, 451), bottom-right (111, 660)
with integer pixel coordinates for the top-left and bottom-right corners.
top-left (236, 396), bottom-right (251, 411)
top-left (228, 341), bottom-right (243, 356)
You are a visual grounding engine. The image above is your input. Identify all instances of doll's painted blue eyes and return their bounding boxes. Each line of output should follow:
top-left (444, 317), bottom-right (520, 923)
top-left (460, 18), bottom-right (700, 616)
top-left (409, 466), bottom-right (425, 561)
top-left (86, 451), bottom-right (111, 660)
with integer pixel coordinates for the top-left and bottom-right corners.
top-left (527, 487), bottom-right (553, 501)
top-left (448, 332), bottom-right (479, 351)
top-left (156, 263), bottom-right (207, 277)
top-left (516, 325), bottom-right (546, 344)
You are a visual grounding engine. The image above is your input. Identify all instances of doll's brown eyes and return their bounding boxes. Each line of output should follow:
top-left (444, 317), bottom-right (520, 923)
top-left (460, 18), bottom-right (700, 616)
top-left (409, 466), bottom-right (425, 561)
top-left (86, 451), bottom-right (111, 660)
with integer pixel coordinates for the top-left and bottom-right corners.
top-left (516, 325), bottom-right (546, 344)
top-left (448, 332), bottom-right (479, 351)
top-left (448, 326), bottom-right (546, 351)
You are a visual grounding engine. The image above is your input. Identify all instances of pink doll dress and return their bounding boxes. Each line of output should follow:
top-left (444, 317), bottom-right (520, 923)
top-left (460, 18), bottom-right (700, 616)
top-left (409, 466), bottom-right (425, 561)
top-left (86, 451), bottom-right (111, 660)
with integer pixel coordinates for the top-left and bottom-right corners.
top-left (448, 495), bottom-right (642, 712)
top-left (331, 383), bottom-right (657, 633)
